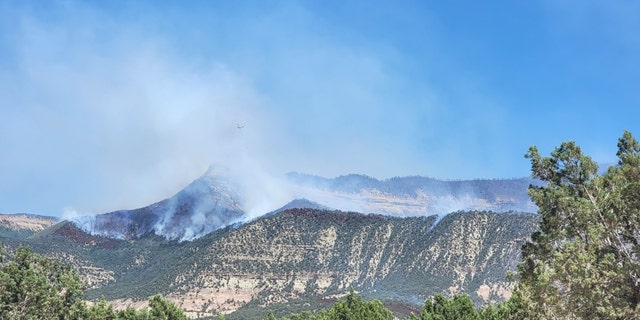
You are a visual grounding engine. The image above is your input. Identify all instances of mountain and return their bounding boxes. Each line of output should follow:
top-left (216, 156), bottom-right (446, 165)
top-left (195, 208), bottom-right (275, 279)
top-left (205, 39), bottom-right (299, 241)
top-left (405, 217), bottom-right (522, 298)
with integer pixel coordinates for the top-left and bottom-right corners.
top-left (0, 213), bottom-right (58, 239)
top-left (264, 198), bottom-right (332, 217)
top-left (0, 170), bottom-right (543, 318)
top-left (286, 173), bottom-right (538, 217)
top-left (6, 208), bottom-right (538, 319)
top-left (163, 209), bottom-right (538, 318)
top-left (69, 170), bottom-right (538, 243)
top-left (71, 167), bottom-right (245, 241)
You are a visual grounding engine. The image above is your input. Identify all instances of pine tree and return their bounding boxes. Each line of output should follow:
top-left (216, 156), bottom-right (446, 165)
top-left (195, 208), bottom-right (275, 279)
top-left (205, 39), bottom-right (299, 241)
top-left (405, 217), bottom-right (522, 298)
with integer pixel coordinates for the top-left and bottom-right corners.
top-left (148, 294), bottom-right (188, 320)
top-left (87, 298), bottom-right (118, 320)
top-left (412, 293), bottom-right (479, 320)
top-left (511, 131), bottom-right (640, 319)
top-left (316, 288), bottom-right (393, 320)
top-left (0, 245), bottom-right (87, 319)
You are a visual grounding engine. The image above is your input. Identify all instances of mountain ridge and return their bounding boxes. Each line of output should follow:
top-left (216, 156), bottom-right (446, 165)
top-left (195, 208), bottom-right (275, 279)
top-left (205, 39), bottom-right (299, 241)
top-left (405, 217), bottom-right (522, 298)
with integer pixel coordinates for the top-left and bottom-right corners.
top-left (3, 207), bottom-right (538, 318)
top-left (64, 170), bottom-right (538, 242)
top-left (0, 170), bottom-right (543, 318)
top-left (71, 168), bottom-right (245, 241)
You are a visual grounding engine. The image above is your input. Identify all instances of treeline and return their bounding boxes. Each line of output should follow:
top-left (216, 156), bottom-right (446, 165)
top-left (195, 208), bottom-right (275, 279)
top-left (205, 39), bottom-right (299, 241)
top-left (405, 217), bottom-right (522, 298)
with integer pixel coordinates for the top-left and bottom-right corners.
top-left (261, 290), bottom-right (513, 320)
top-left (0, 245), bottom-right (187, 320)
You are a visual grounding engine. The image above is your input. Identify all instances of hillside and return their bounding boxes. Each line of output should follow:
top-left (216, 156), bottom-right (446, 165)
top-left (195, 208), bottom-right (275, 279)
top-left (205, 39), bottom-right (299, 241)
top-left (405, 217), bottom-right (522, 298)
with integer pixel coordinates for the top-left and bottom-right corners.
top-left (71, 167), bottom-right (245, 241)
top-left (0, 170), bottom-right (542, 318)
top-left (65, 170), bottom-right (538, 245)
top-left (0, 213), bottom-right (58, 239)
top-left (9, 208), bottom-right (538, 319)
top-left (286, 173), bottom-right (538, 216)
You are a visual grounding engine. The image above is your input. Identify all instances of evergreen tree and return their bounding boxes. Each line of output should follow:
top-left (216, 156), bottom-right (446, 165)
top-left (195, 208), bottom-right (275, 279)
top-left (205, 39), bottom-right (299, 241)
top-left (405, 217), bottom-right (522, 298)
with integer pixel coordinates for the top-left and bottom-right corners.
top-left (287, 310), bottom-right (314, 320)
top-left (316, 288), bottom-right (393, 320)
top-left (511, 131), bottom-right (640, 318)
top-left (0, 245), bottom-right (189, 320)
top-left (148, 294), bottom-right (188, 320)
top-left (0, 245), bottom-right (87, 319)
top-left (410, 294), bottom-right (479, 320)
top-left (270, 289), bottom-right (393, 320)
top-left (86, 298), bottom-right (118, 320)
top-left (117, 306), bottom-right (151, 320)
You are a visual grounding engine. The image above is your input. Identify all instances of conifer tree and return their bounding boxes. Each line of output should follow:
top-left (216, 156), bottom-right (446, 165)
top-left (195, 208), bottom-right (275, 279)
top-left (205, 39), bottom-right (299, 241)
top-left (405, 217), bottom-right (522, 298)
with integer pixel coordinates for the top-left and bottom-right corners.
top-left (148, 294), bottom-right (188, 320)
top-left (511, 131), bottom-right (640, 318)
top-left (0, 245), bottom-right (87, 319)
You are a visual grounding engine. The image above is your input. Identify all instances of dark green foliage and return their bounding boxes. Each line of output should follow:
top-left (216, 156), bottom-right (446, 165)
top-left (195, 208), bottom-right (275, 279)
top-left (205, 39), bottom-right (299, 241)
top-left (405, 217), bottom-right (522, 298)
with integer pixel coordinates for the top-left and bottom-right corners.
top-left (408, 294), bottom-right (514, 320)
top-left (88, 295), bottom-right (187, 320)
top-left (416, 294), bottom-right (480, 320)
top-left (117, 306), bottom-right (151, 320)
top-left (265, 289), bottom-right (393, 320)
top-left (512, 131), bottom-right (640, 318)
top-left (316, 288), bottom-right (393, 320)
top-left (148, 294), bottom-right (188, 320)
top-left (0, 225), bottom-right (37, 240)
top-left (264, 310), bottom-right (278, 320)
top-left (86, 298), bottom-right (118, 320)
top-left (0, 245), bottom-right (87, 319)
top-left (0, 245), bottom-right (188, 320)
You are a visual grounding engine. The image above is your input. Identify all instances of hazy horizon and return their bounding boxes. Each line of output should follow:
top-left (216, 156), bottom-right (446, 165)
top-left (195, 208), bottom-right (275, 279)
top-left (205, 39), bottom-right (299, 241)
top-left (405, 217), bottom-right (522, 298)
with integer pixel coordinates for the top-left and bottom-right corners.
top-left (1, 1), bottom-right (638, 217)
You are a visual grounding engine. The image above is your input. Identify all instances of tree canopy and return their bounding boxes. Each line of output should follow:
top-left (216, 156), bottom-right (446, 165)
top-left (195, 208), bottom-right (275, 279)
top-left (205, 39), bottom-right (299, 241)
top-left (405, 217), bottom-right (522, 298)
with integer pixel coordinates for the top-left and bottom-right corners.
top-left (0, 245), bottom-right (187, 320)
top-left (0, 245), bottom-right (87, 319)
top-left (264, 289), bottom-right (393, 320)
top-left (512, 130), bottom-right (640, 318)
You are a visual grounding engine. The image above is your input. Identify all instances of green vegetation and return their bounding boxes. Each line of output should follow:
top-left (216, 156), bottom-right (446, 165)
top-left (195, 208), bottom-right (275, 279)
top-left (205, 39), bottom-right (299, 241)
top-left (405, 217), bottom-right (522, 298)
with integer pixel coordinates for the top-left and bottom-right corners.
top-left (407, 293), bottom-right (516, 320)
top-left (262, 289), bottom-right (393, 320)
top-left (0, 245), bottom-right (86, 319)
top-left (264, 291), bottom-right (514, 320)
top-left (510, 130), bottom-right (640, 318)
top-left (0, 245), bottom-right (187, 320)
top-left (3, 132), bottom-right (640, 319)
top-left (269, 130), bottom-right (640, 320)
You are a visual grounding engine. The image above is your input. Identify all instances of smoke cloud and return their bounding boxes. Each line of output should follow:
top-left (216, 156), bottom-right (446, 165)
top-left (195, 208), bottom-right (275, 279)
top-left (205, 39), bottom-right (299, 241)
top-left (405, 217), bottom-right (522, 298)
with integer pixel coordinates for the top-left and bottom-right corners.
top-left (9, 1), bottom-right (629, 217)
top-left (0, 3), bottom-right (296, 216)
top-left (70, 168), bottom-right (537, 242)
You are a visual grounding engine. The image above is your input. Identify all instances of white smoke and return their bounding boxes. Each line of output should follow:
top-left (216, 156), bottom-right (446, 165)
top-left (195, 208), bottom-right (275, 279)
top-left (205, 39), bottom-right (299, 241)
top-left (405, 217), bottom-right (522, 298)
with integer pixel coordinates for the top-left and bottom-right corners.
top-left (62, 207), bottom-right (87, 220)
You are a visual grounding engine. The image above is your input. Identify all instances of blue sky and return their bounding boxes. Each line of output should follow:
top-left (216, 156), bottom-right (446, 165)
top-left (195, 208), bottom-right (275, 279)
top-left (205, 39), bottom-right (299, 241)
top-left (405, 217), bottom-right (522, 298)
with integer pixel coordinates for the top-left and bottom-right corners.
top-left (1, 0), bottom-right (638, 216)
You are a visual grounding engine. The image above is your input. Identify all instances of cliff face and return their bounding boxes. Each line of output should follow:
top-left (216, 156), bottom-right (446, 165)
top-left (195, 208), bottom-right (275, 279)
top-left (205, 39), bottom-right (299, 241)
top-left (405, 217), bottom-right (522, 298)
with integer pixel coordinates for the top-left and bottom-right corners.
top-left (154, 209), bottom-right (536, 317)
top-left (0, 213), bottom-right (58, 239)
top-left (4, 209), bottom-right (538, 318)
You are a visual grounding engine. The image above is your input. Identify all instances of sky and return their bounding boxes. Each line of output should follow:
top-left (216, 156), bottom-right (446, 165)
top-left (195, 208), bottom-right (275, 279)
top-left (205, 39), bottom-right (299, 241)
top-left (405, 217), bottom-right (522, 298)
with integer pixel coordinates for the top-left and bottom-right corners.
top-left (1, 0), bottom-right (638, 217)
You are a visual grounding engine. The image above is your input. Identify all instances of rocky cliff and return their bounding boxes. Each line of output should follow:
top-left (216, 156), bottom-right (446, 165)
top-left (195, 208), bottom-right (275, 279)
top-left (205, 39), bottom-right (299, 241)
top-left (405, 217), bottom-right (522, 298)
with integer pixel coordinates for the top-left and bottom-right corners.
top-left (8, 208), bottom-right (536, 318)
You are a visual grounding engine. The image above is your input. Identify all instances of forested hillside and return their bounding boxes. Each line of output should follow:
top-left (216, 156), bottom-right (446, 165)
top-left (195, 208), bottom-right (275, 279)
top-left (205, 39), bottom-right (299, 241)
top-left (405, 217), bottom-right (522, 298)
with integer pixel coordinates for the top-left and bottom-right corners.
top-left (1, 209), bottom-right (537, 318)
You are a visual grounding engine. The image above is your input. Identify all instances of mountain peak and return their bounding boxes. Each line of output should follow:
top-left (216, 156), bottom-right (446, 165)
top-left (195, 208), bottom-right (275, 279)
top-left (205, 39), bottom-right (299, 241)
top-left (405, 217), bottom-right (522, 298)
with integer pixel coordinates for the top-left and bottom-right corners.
top-left (69, 169), bottom-right (537, 242)
top-left (265, 198), bottom-right (332, 217)
top-left (72, 169), bottom-right (245, 241)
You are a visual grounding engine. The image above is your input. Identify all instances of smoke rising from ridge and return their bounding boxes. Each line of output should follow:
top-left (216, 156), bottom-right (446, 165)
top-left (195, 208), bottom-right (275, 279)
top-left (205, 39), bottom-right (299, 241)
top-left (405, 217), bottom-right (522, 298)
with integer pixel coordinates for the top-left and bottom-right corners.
top-left (0, 3), bottom-right (382, 216)
top-left (1, 2), bottom-right (577, 217)
top-left (0, 5), bottom-right (292, 216)
top-left (71, 169), bottom-right (537, 241)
